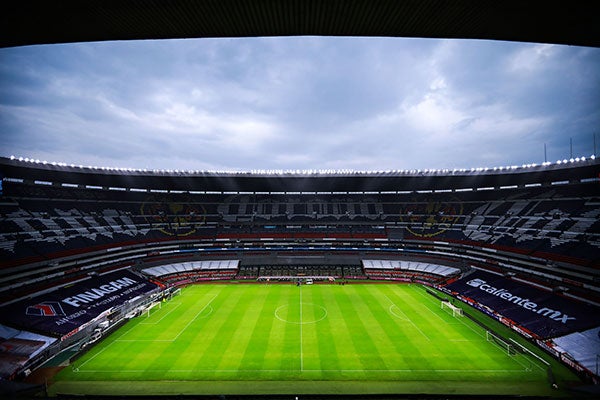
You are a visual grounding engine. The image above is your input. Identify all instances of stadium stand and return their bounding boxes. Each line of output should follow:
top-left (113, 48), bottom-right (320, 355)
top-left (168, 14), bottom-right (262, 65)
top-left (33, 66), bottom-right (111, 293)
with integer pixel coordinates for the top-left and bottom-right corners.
top-left (362, 260), bottom-right (460, 283)
top-left (553, 327), bottom-right (600, 378)
top-left (142, 260), bottom-right (239, 285)
top-left (0, 324), bottom-right (55, 380)
top-left (444, 269), bottom-right (599, 339)
top-left (1, 177), bottom-right (598, 301)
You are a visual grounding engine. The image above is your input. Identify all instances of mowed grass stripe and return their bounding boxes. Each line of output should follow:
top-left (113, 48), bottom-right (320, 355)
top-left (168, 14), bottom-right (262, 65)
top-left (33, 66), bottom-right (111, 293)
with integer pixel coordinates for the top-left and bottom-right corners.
top-left (302, 286), bottom-right (335, 372)
top-left (260, 285), bottom-right (297, 376)
top-left (193, 286), bottom-right (249, 375)
top-left (298, 286), bottom-right (317, 372)
top-left (318, 285), bottom-right (365, 375)
top-left (216, 286), bottom-right (267, 373)
top-left (166, 290), bottom-right (220, 378)
top-left (310, 286), bottom-right (341, 378)
top-left (162, 287), bottom-right (222, 377)
top-left (238, 285), bottom-right (281, 374)
top-left (133, 288), bottom-right (209, 379)
top-left (144, 296), bottom-right (203, 379)
top-left (337, 286), bottom-right (388, 371)
top-left (382, 285), bottom-right (470, 375)
top-left (374, 285), bottom-right (445, 376)
top-left (283, 286), bottom-right (304, 374)
top-left (354, 286), bottom-right (416, 371)
top-left (300, 286), bottom-right (339, 377)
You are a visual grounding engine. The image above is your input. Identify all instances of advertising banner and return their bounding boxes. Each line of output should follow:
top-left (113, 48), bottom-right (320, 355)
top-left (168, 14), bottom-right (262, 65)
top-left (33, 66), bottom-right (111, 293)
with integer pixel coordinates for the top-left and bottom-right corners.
top-left (0, 270), bottom-right (158, 337)
top-left (446, 270), bottom-right (600, 338)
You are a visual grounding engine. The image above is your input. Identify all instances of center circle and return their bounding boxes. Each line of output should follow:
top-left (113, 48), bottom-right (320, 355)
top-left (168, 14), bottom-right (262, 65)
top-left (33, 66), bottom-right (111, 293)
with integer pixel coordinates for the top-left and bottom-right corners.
top-left (274, 303), bottom-right (328, 324)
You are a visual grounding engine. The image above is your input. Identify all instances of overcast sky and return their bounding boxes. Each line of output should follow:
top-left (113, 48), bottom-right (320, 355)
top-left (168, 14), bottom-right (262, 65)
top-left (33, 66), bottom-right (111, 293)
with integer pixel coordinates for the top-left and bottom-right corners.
top-left (1, 37), bottom-right (599, 172)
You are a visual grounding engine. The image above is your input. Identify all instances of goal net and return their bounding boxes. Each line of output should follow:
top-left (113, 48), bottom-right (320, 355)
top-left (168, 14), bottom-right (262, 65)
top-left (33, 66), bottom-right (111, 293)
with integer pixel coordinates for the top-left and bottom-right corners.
top-left (168, 288), bottom-right (181, 300)
top-left (486, 331), bottom-right (516, 356)
top-left (440, 301), bottom-right (463, 317)
top-left (144, 301), bottom-right (161, 317)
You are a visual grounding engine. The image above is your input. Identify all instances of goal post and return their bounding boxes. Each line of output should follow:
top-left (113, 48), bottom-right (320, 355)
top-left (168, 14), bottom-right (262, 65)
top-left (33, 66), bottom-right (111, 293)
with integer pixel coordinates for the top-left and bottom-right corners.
top-left (144, 301), bottom-right (161, 317)
top-left (441, 301), bottom-right (463, 317)
top-left (486, 330), bottom-right (516, 356)
top-left (163, 287), bottom-right (181, 301)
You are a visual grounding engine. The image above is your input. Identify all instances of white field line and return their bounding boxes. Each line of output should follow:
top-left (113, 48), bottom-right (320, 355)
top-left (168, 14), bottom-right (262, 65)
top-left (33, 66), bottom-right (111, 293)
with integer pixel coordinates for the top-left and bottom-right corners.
top-left (405, 289), bottom-right (461, 326)
top-left (75, 368), bottom-right (525, 374)
top-left (388, 305), bottom-right (409, 321)
top-left (509, 338), bottom-right (547, 372)
top-left (117, 294), bottom-right (218, 343)
top-left (81, 296), bottom-right (217, 370)
top-left (299, 286), bottom-right (303, 371)
top-left (414, 288), bottom-right (484, 339)
top-left (139, 302), bottom-right (182, 325)
top-left (112, 318), bottom-right (142, 341)
top-left (77, 344), bottom-right (111, 369)
top-left (114, 339), bottom-right (174, 342)
top-left (382, 293), bottom-right (430, 341)
top-left (171, 294), bottom-right (218, 341)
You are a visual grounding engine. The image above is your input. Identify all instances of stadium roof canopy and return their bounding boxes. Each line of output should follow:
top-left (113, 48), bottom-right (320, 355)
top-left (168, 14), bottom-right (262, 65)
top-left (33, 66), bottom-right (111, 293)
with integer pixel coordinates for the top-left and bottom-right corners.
top-left (1, 0), bottom-right (599, 48)
top-left (1, 156), bottom-right (598, 193)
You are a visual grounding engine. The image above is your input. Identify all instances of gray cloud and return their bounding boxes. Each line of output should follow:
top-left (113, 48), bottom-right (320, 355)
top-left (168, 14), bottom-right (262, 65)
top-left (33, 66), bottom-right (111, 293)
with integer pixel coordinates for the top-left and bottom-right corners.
top-left (1, 38), bottom-right (599, 171)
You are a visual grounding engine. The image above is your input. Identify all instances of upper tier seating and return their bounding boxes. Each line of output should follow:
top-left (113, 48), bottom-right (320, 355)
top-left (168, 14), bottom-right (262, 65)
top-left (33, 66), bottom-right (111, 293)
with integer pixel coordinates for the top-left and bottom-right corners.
top-left (2, 181), bottom-right (597, 266)
top-left (1, 180), bottom-right (598, 303)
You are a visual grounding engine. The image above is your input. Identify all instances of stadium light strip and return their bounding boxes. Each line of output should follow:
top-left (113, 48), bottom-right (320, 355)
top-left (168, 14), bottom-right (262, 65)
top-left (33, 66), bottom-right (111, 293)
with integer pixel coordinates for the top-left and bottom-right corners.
top-left (7, 154), bottom-right (597, 177)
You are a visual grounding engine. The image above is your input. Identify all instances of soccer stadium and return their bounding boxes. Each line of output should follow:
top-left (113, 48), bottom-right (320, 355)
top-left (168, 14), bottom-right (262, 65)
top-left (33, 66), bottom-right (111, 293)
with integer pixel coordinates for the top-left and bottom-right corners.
top-left (1, 1), bottom-right (600, 399)
top-left (1, 155), bottom-right (599, 398)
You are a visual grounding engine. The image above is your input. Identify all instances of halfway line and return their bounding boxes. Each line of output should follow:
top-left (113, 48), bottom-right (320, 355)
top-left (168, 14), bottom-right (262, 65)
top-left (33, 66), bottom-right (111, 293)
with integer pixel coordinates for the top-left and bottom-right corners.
top-left (300, 285), bottom-right (303, 371)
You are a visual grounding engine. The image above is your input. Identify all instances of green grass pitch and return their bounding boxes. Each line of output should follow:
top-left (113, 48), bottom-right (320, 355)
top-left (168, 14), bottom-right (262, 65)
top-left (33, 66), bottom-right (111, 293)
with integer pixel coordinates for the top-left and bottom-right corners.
top-left (50, 283), bottom-right (576, 396)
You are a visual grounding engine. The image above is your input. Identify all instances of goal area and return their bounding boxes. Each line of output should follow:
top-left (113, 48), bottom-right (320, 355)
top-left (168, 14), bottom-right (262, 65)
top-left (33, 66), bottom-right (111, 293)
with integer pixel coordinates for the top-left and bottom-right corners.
top-left (440, 301), bottom-right (463, 317)
top-left (486, 330), bottom-right (517, 356)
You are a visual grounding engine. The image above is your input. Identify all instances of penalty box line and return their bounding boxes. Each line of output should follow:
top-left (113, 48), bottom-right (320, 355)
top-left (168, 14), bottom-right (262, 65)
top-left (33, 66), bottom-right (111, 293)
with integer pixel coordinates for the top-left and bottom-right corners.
top-left (113, 294), bottom-right (218, 344)
top-left (383, 293), bottom-right (431, 341)
top-left (414, 288), bottom-right (484, 339)
top-left (140, 302), bottom-right (182, 325)
top-left (172, 293), bottom-right (218, 341)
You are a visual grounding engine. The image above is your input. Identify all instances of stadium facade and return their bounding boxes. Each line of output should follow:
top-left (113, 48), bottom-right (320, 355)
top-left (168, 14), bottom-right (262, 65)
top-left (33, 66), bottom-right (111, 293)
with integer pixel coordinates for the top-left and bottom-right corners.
top-left (0, 155), bottom-right (599, 387)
